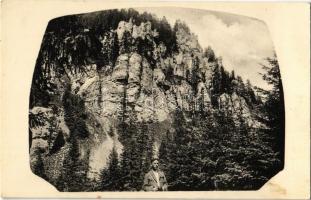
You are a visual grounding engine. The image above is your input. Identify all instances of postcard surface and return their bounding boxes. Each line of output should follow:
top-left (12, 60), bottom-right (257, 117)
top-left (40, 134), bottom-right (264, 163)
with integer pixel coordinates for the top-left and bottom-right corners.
top-left (1, 1), bottom-right (310, 199)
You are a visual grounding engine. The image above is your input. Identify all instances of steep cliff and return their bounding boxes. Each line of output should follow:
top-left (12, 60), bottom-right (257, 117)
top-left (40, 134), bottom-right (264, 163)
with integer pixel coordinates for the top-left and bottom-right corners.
top-left (29, 9), bottom-right (282, 191)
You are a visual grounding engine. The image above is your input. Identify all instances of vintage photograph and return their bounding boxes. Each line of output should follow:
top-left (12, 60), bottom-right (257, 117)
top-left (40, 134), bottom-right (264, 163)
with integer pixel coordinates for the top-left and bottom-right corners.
top-left (28, 7), bottom-right (285, 192)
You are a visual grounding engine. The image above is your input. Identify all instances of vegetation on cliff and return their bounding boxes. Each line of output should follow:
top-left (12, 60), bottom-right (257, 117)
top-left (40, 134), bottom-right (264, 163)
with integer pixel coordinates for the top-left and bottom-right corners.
top-left (29, 9), bottom-right (284, 191)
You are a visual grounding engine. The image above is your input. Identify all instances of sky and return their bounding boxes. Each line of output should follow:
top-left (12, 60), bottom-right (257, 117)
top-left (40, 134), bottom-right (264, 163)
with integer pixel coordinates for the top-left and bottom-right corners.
top-left (135, 7), bottom-right (276, 90)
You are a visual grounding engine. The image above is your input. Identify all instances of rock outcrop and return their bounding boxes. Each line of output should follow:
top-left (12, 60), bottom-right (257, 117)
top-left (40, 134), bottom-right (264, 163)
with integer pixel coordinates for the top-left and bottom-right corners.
top-left (29, 16), bottom-right (263, 186)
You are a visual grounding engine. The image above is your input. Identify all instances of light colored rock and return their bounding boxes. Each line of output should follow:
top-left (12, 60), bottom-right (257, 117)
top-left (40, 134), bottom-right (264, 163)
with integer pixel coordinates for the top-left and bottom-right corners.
top-left (175, 52), bottom-right (183, 65)
top-left (218, 92), bottom-right (264, 128)
top-left (141, 58), bottom-right (153, 92)
top-left (135, 92), bottom-right (155, 122)
top-left (153, 87), bottom-right (169, 122)
top-left (30, 18), bottom-right (265, 184)
top-left (29, 107), bottom-right (69, 154)
top-left (196, 81), bottom-right (211, 110)
top-left (132, 21), bottom-right (154, 40)
top-left (112, 54), bottom-right (129, 81)
top-left (30, 107), bottom-right (52, 115)
top-left (128, 53), bottom-right (142, 83)
top-left (153, 68), bottom-right (165, 83)
top-left (78, 75), bottom-right (99, 96)
top-left (165, 89), bottom-right (178, 111)
top-left (173, 64), bottom-right (184, 77)
top-left (127, 83), bottom-right (140, 103)
top-left (117, 21), bottom-right (130, 40)
top-left (172, 80), bottom-right (194, 111)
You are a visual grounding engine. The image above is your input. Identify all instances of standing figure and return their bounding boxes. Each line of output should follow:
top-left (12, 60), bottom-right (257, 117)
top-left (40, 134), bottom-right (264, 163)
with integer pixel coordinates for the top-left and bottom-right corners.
top-left (142, 158), bottom-right (168, 191)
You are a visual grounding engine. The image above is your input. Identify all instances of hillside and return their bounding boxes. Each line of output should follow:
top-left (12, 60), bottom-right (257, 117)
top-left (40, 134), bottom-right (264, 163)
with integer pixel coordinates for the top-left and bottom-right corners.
top-left (29, 8), bottom-right (284, 191)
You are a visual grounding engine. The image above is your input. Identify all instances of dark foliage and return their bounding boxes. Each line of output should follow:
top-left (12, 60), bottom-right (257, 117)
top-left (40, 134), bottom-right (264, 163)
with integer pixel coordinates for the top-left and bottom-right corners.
top-left (31, 148), bottom-right (48, 180)
top-left (257, 56), bottom-right (285, 164)
top-left (112, 113), bottom-right (155, 191)
top-left (29, 8), bottom-right (284, 191)
top-left (49, 132), bottom-right (65, 154)
top-left (99, 147), bottom-right (121, 191)
top-left (158, 108), bottom-right (281, 190)
top-left (30, 8), bottom-right (179, 108)
top-left (204, 46), bottom-right (216, 62)
top-left (62, 85), bottom-right (89, 139)
top-left (207, 52), bottom-right (258, 108)
top-left (56, 136), bottom-right (89, 191)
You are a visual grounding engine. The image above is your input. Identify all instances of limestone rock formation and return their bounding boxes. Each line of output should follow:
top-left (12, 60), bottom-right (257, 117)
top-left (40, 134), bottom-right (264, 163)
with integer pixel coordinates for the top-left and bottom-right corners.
top-left (29, 9), bottom-right (281, 191)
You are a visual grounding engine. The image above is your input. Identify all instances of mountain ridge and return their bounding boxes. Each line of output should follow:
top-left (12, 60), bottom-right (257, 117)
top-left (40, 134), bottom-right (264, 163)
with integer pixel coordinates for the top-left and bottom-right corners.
top-left (29, 8), bottom-right (283, 191)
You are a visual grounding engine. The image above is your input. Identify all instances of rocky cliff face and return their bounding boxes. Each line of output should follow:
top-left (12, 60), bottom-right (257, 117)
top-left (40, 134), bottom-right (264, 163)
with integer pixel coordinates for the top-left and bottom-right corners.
top-left (29, 14), bottom-right (265, 188)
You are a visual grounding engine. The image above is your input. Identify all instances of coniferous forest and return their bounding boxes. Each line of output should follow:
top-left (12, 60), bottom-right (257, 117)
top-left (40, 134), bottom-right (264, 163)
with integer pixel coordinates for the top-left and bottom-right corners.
top-left (29, 8), bottom-right (285, 191)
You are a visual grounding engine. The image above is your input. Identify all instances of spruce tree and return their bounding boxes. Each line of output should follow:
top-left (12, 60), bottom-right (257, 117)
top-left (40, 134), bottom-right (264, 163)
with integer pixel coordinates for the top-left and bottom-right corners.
top-left (31, 148), bottom-right (47, 180)
top-left (99, 147), bottom-right (121, 191)
top-left (259, 56), bottom-right (284, 168)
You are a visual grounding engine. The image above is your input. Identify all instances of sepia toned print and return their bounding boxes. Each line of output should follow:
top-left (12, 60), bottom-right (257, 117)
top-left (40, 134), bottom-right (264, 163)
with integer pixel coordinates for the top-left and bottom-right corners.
top-left (28, 8), bottom-right (285, 192)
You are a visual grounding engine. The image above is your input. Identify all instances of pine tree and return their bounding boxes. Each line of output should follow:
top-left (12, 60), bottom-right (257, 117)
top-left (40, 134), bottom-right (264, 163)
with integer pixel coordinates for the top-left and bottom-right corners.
top-left (31, 9), bottom-right (284, 191)
top-left (31, 148), bottom-right (47, 180)
top-left (62, 86), bottom-right (89, 139)
top-left (244, 79), bottom-right (257, 105)
top-left (99, 146), bottom-right (121, 191)
top-left (259, 56), bottom-right (285, 166)
top-left (159, 110), bottom-right (198, 190)
top-left (118, 118), bottom-right (139, 190)
top-left (56, 136), bottom-right (80, 191)
top-left (230, 70), bottom-right (235, 81)
top-left (118, 113), bottom-right (156, 191)
top-left (204, 46), bottom-right (216, 62)
top-left (210, 65), bottom-right (221, 107)
top-left (195, 111), bottom-right (218, 190)
top-left (140, 121), bottom-right (156, 177)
